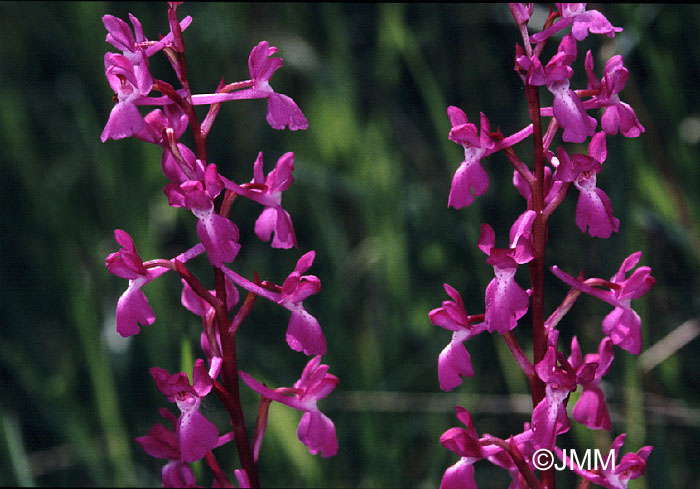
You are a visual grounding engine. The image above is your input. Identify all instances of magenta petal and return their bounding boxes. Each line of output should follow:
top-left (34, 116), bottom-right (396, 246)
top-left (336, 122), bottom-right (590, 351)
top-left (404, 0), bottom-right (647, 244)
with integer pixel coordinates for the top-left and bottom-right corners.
top-left (448, 157), bottom-right (489, 209)
top-left (239, 371), bottom-right (306, 410)
top-left (103, 14), bottom-right (135, 51)
top-left (180, 279), bottom-right (207, 317)
top-left (267, 93), bottom-right (308, 131)
top-left (602, 306), bottom-right (642, 354)
top-left (255, 206), bottom-right (297, 249)
top-left (295, 250), bottom-right (316, 274)
top-left (267, 152), bottom-right (295, 191)
top-left (135, 424), bottom-right (180, 460)
top-left (549, 81), bottom-right (597, 143)
top-left (196, 214), bottom-right (241, 268)
top-left (192, 359), bottom-right (213, 397)
top-left (116, 284), bottom-right (155, 337)
top-left (575, 186), bottom-right (619, 238)
top-left (438, 336), bottom-right (474, 391)
top-left (178, 409), bottom-right (219, 463)
top-left (484, 270), bottom-right (529, 334)
top-left (477, 223), bottom-right (496, 255)
top-left (531, 388), bottom-right (570, 449)
top-left (573, 386), bottom-right (611, 430)
top-left (619, 266), bottom-right (655, 300)
top-left (272, 207), bottom-right (297, 249)
top-left (589, 131), bottom-right (608, 163)
top-left (297, 411), bottom-right (338, 457)
top-left (286, 276), bottom-right (321, 304)
top-left (447, 106), bottom-right (468, 127)
top-left (162, 461), bottom-right (196, 488)
top-left (429, 307), bottom-right (462, 332)
top-left (440, 411), bottom-right (480, 457)
top-left (234, 469), bottom-right (251, 488)
top-left (254, 206), bottom-right (276, 243)
top-left (614, 447), bottom-right (652, 481)
top-left (286, 309), bottom-right (327, 355)
top-left (101, 101), bottom-right (144, 142)
top-left (440, 458), bottom-right (477, 489)
top-left (571, 9), bottom-right (623, 41)
top-left (249, 41), bottom-right (282, 81)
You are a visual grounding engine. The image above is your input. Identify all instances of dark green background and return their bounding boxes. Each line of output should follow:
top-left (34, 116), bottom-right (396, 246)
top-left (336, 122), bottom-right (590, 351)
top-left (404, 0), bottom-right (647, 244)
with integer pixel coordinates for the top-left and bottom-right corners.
top-left (1, 3), bottom-right (698, 487)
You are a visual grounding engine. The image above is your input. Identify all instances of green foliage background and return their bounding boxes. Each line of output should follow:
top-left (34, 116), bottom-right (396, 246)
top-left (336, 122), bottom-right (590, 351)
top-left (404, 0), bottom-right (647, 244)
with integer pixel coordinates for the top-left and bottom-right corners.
top-left (1, 3), bottom-right (699, 487)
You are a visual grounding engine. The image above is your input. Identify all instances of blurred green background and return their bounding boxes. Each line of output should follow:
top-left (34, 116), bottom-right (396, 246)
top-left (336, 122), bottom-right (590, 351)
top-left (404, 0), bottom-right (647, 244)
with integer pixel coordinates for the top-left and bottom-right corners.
top-left (1, 3), bottom-right (699, 488)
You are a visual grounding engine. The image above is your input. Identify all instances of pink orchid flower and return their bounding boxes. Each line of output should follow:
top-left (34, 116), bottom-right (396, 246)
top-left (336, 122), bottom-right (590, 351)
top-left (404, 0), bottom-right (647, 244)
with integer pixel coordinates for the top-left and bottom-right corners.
top-left (164, 164), bottom-right (241, 267)
top-left (221, 152), bottom-right (298, 249)
top-left (531, 3), bottom-right (622, 43)
top-left (584, 51), bottom-right (645, 137)
top-left (148, 359), bottom-right (223, 463)
top-left (551, 251), bottom-right (655, 354)
top-left (429, 284), bottom-right (487, 391)
top-left (477, 224), bottom-right (531, 334)
top-left (560, 433), bottom-right (652, 489)
top-left (569, 336), bottom-right (614, 430)
top-left (446, 108), bottom-right (533, 209)
top-left (240, 355), bottom-right (338, 457)
top-left (191, 41), bottom-right (308, 131)
top-left (106, 229), bottom-right (205, 336)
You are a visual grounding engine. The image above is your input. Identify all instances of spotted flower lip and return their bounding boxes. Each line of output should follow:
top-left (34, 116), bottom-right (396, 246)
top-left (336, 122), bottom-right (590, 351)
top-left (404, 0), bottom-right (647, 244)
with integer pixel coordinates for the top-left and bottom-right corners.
top-left (477, 223), bottom-right (531, 334)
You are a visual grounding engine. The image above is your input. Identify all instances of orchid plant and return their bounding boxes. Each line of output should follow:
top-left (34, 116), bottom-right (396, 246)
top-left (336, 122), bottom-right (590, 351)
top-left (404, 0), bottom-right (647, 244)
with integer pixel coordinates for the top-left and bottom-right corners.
top-left (430, 4), bottom-right (653, 489)
top-left (101, 3), bottom-right (656, 488)
top-left (101, 3), bottom-right (336, 487)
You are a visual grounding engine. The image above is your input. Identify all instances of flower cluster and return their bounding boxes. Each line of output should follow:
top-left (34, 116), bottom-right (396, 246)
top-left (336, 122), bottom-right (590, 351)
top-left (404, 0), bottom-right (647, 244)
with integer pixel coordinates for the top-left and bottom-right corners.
top-left (102, 4), bottom-right (335, 487)
top-left (430, 4), bottom-right (653, 488)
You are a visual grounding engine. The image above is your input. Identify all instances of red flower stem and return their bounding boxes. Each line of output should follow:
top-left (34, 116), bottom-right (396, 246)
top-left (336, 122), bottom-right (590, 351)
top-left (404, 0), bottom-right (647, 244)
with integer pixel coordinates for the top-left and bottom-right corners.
top-left (205, 450), bottom-right (231, 488)
top-left (525, 83), bottom-right (547, 399)
top-left (167, 3), bottom-right (207, 162)
top-left (502, 331), bottom-right (534, 379)
top-left (174, 260), bottom-right (220, 311)
top-left (143, 258), bottom-right (176, 270)
top-left (481, 436), bottom-right (543, 489)
top-left (577, 479), bottom-right (591, 489)
top-left (544, 287), bottom-right (581, 332)
top-left (212, 380), bottom-right (260, 487)
top-left (525, 81), bottom-right (555, 489)
top-left (543, 182), bottom-right (571, 219)
top-left (503, 146), bottom-right (535, 185)
top-left (162, 15), bottom-right (257, 483)
top-left (230, 290), bottom-right (258, 334)
top-left (213, 278), bottom-right (261, 488)
top-left (214, 267), bottom-right (228, 326)
top-left (174, 261), bottom-right (259, 486)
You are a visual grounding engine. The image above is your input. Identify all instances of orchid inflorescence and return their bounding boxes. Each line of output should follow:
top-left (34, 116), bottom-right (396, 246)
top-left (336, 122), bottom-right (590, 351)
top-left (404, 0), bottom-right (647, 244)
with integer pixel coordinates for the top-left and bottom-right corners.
top-left (102, 3), bottom-right (655, 488)
top-left (101, 3), bottom-right (336, 487)
top-left (430, 4), bottom-right (653, 489)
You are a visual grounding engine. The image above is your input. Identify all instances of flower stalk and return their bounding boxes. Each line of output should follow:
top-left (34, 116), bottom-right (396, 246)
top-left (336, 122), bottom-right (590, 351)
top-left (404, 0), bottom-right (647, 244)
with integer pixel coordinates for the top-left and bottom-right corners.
top-left (431, 4), bottom-right (654, 489)
top-left (101, 4), bottom-right (334, 487)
